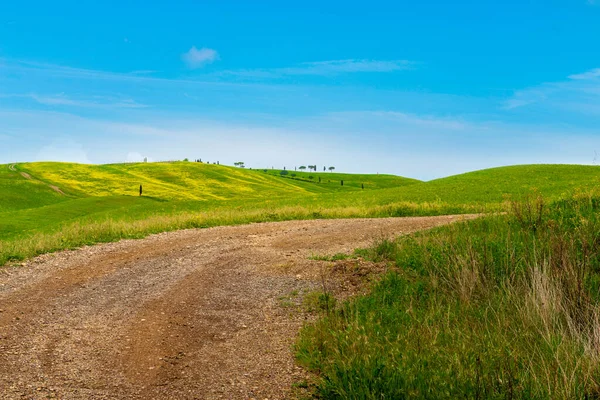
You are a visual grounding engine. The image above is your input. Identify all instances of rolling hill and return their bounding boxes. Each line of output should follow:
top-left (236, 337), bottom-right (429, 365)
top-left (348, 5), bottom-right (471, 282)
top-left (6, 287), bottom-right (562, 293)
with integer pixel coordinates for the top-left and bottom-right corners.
top-left (2, 162), bottom-right (419, 212)
top-left (1, 162), bottom-right (599, 265)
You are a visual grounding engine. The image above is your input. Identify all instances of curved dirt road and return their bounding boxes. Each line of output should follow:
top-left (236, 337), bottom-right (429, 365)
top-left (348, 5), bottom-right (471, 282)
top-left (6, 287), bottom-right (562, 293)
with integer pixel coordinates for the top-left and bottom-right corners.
top-left (0, 215), bottom-right (476, 399)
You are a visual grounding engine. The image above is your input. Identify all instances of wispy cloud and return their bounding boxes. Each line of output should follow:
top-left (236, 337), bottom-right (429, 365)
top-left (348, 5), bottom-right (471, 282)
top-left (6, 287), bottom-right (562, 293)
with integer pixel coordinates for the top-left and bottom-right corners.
top-left (37, 138), bottom-right (92, 164)
top-left (128, 70), bottom-right (159, 75)
top-left (0, 58), bottom-right (154, 82)
top-left (0, 56), bottom-right (412, 90)
top-left (0, 58), bottom-right (259, 88)
top-left (33, 94), bottom-right (148, 109)
top-left (220, 59), bottom-right (414, 79)
top-left (503, 67), bottom-right (600, 114)
top-left (181, 46), bottom-right (219, 69)
top-left (503, 87), bottom-right (553, 110)
top-left (289, 59), bottom-right (414, 74)
top-left (0, 93), bottom-right (148, 109)
top-left (3, 108), bottom-right (596, 179)
top-left (322, 110), bottom-right (469, 131)
top-left (569, 68), bottom-right (600, 80)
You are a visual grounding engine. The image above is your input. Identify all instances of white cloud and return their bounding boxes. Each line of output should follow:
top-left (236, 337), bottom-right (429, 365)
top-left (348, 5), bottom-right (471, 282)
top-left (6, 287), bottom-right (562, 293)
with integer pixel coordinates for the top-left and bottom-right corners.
top-left (503, 67), bottom-right (600, 113)
top-left (31, 94), bottom-right (148, 109)
top-left (0, 58), bottom-right (234, 87)
top-left (219, 59), bottom-right (414, 79)
top-left (126, 152), bottom-right (152, 162)
top-left (0, 93), bottom-right (148, 109)
top-left (569, 68), bottom-right (600, 80)
top-left (36, 138), bottom-right (92, 164)
top-left (323, 111), bottom-right (468, 130)
top-left (1, 56), bottom-right (411, 88)
top-left (129, 70), bottom-right (158, 75)
top-left (181, 46), bottom-right (219, 69)
top-left (3, 108), bottom-right (600, 180)
top-left (502, 87), bottom-right (553, 110)
top-left (291, 59), bottom-right (414, 74)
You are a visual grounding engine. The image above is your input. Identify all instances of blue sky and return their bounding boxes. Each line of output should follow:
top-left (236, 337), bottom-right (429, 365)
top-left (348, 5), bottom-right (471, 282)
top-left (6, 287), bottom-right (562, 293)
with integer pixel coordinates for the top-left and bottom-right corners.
top-left (1, 1), bottom-right (600, 179)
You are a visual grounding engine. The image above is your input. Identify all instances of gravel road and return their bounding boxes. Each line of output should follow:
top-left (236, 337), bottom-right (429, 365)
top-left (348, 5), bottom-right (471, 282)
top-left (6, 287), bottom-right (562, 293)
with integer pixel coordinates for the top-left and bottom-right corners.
top-left (0, 215), bottom-right (477, 399)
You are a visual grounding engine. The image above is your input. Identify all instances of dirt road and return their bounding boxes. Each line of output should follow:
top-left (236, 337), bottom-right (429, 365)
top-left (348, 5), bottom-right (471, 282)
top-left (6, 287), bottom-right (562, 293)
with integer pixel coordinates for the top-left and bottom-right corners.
top-left (0, 216), bottom-right (476, 399)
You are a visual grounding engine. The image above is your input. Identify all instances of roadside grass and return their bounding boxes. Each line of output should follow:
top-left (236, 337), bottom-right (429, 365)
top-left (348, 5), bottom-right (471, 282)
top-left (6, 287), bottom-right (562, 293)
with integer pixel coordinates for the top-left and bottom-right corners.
top-left (3, 161), bottom-right (600, 397)
top-left (296, 193), bottom-right (600, 399)
top-left (2, 162), bottom-right (600, 267)
top-left (309, 253), bottom-right (353, 262)
top-left (0, 199), bottom-right (475, 265)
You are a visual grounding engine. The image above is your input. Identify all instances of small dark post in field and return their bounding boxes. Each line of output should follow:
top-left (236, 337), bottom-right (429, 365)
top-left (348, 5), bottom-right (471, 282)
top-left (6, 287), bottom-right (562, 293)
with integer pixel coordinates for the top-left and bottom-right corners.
top-left (319, 177), bottom-right (321, 183)
top-left (362, 183), bottom-right (364, 189)
top-left (139, 185), bottom-right (143, 196)
top-left (341, 180), bottom-right (344, 186)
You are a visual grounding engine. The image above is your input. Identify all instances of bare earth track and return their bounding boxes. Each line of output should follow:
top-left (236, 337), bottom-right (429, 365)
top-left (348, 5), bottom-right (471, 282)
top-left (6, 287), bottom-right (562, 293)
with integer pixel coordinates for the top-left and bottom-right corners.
top-left (0, 216), bottom-right (476, 399)
top-left (7, 164), bottom-right (66, 195)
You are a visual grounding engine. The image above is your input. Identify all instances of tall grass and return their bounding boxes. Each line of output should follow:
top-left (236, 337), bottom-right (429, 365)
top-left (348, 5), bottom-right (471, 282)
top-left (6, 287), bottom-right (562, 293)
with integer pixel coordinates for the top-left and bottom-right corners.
top-left (0, 200), bottom-right (479, 266)
top-left (296, 193), bottom-right (600, 399)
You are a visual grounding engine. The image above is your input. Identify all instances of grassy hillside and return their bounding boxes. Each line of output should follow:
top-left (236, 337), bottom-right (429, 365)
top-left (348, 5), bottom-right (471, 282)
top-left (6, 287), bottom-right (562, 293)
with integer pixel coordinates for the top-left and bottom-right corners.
top-left (297, 194), bottom-right (600, 399)
top-left (4, 161), bottom-right (600, 398)
top-left (18, 162), bottom-right (398, 202)
top-left (262, 169), bottom-right (420, 190)
top-left (0, 164), bottom-right (69, 212)
top-left (369, 164), bottom-right (600, 205)
top-left (1, 162), bottom-right (600, 266)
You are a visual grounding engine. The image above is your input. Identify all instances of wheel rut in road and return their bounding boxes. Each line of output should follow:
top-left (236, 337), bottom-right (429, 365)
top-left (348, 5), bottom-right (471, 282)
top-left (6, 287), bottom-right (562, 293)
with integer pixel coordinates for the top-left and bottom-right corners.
top-left (0, 215), bottom-right (478, 399)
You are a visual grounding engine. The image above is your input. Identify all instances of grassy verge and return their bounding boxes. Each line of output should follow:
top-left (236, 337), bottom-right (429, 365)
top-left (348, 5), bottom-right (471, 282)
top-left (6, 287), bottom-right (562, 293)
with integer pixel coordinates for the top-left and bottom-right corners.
top-left (296, 193), bottom-right (600, 399)
top-left (0, 198), bottom-right (479, 266)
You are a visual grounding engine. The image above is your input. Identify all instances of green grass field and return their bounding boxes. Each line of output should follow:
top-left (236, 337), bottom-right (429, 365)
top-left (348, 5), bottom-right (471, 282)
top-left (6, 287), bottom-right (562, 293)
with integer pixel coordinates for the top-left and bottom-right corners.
top-left (1, 162), bottom-right (599, 266)
top-left (3, 161), bottom-right (600, 398)
top-left (297, 194), bottom-right (600, 399)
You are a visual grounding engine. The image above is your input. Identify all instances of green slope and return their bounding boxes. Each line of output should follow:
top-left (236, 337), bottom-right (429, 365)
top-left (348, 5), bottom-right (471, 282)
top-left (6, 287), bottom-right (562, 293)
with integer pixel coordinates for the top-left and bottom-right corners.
top-left (2, 162), bottom-right (600, 265)
top-left (0, 161), bottom-right (419, 241)
top-left (262, 169), bottom-right (421, 190)
top-left (370, 164), bottom-right (600, 205)
top-left (8, 162), bottom-right (417, 205)
top-left (0, 164), bottom-right (70, 212)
